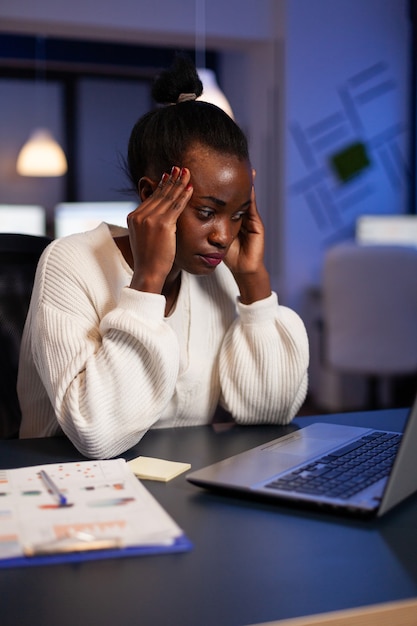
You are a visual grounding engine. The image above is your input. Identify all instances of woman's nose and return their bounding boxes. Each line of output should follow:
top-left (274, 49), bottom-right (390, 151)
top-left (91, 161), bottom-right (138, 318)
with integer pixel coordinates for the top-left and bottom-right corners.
top-left (208, 220), bottom-right (234, 248)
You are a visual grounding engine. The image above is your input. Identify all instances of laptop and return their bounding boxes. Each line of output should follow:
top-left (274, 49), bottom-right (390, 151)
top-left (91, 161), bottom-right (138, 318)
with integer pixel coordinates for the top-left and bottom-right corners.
top-left (186, 400), bottom-right (417, 518)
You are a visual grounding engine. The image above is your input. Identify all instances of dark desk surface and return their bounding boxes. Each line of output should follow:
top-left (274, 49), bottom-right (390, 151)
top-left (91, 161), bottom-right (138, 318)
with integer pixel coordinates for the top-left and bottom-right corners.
top-left (1, 409), bottom-right (417, 626)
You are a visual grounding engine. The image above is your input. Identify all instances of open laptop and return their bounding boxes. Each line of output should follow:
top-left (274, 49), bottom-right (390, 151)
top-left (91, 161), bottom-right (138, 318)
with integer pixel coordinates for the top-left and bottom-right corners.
top-left (186, 399), bottom-right (417, 518)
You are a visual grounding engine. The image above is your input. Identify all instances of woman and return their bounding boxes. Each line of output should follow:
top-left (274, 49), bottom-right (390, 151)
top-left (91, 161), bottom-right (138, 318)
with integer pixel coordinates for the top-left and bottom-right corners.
top-left (18, 56), bottom-right (309, 458)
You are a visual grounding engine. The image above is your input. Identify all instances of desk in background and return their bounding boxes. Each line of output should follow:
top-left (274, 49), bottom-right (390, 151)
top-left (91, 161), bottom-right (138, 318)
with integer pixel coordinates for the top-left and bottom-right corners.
top-left (1, 409), bottom-right (417, 626)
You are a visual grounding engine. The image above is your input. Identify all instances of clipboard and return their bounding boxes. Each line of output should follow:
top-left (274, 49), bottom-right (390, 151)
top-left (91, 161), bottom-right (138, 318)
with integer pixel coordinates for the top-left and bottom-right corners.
top-left (0, 459), bottom-right (192, 568)
top-left (0, 534), bottom-right (193, 569)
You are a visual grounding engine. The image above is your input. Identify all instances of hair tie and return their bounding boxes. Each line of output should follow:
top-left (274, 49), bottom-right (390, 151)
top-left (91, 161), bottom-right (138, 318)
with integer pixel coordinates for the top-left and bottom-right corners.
top-left (176, 93), bottom-right (197, 104)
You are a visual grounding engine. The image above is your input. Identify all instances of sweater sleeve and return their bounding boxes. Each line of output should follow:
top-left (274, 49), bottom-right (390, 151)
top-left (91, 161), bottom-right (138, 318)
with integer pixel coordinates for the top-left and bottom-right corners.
top-left (30, 241), bottom-right (180, 459)
top-left (219, 292), bottom-right (309, 425)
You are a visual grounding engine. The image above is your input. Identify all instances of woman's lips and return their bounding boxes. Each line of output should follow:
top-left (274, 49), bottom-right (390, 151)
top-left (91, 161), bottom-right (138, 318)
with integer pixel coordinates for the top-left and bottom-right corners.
top-left (198, 254), bottom-right (224, 267)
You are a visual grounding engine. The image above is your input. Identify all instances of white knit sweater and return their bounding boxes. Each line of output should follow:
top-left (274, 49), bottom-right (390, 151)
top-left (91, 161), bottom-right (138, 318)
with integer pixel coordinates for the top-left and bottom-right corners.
top-left (18, 223), bottom-right (309, 458)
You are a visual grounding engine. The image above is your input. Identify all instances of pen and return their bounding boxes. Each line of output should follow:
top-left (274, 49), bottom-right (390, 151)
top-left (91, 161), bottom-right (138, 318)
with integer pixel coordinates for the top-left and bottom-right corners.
top-left (39, 470), bottom-right (67, 506)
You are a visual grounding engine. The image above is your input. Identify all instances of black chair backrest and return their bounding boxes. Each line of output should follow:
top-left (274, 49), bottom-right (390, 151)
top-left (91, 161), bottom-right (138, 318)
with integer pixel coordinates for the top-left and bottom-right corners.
top-left (0, 234), bottom-right (51, 438)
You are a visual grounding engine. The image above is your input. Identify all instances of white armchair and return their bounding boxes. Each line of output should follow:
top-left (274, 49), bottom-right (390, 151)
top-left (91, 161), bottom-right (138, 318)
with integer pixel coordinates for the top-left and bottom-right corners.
top-left (322, 241), bottom-right (417, 409)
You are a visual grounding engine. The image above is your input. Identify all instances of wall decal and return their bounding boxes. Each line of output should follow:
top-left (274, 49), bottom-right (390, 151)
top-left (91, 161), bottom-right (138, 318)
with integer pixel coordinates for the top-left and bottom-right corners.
top-left (288, 61), bottom-right (408, 243)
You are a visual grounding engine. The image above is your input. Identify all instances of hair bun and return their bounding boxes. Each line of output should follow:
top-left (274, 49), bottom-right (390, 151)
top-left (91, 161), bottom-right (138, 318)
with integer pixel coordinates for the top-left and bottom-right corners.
top-left (151, 54), bottom-right (203, 105)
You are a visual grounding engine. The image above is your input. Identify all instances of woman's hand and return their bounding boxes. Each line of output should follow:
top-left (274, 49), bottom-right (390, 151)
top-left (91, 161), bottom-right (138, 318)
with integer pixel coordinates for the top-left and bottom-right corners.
top-left (127, 166), bottom-right (193, 293)
top-left (224, 179), bottom-right (271, 304)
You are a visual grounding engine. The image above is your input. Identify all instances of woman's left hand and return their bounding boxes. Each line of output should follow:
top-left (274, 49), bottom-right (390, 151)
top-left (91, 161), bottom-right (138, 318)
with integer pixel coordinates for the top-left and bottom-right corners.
top-left (224, 179), bottom-right (272, 304)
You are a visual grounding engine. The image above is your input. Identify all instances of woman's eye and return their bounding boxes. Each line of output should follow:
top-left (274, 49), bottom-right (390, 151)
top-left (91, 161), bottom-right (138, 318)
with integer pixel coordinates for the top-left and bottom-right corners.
top-left (197, 208), bottom-right (214, 220)
top-left (232, 211), bottom-right (246, 222)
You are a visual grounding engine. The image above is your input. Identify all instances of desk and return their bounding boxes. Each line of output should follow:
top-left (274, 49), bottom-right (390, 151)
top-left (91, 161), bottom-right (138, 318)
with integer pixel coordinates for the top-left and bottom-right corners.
top-left (1, 409), bottom-right (417, 626)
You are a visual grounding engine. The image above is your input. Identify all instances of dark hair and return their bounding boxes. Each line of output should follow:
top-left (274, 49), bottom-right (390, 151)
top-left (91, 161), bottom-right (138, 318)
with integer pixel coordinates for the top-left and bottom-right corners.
top-left (126, 55), bottom-right (249, 193)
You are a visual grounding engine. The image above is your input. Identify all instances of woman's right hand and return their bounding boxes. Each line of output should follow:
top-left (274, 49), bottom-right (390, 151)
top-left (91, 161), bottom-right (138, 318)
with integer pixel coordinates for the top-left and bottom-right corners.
top-left (127, 166), bottom-right (193, 293)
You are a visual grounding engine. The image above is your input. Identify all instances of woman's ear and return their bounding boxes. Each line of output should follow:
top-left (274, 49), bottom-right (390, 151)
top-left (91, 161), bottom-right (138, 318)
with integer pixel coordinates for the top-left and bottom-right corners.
top-left (138, 177), bottom-right (157, 202)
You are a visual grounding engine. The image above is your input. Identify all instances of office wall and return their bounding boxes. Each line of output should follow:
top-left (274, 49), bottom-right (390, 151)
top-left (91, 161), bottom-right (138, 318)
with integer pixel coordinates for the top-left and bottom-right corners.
top-left (0, 0), bottom-right (275, 47)
top-left (283, 0), bottom-right (410, 311)
top-left (76, 78), bottom-right (151, 201)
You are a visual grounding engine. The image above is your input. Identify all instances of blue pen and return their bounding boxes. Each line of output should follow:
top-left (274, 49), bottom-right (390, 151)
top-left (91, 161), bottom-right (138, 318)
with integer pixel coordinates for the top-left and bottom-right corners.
top-left (39, 470), bottom-right (67, 506)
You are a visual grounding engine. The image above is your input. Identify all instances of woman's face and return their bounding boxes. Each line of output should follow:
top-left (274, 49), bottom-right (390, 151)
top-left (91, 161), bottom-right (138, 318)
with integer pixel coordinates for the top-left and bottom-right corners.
top-left (172, 144), bottom-right (253, 276)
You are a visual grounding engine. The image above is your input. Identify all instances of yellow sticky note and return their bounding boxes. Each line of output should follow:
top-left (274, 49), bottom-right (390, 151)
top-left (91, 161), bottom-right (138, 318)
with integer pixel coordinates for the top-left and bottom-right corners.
top-left (128, 456), bottom-right (191, 482)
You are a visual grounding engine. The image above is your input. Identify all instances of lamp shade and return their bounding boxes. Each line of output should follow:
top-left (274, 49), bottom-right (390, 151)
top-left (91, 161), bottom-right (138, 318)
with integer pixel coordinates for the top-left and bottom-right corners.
top-left (196, 69), bottom-right (234, 119)
top-left (17, 129), bottom-right (67, 177)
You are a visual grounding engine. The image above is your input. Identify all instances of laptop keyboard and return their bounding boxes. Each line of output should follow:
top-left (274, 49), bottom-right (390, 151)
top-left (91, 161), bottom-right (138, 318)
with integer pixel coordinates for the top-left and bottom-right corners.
top-left (265, 431), bottom-right (402, 499)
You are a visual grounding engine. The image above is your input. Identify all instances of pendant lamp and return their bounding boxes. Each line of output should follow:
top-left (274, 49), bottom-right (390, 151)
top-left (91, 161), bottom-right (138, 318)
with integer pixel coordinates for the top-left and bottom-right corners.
top-left (196, 68), bottom-right (234, 119)
top-left (195, 0), bottom-right (234, 119)
top-left (16, 36), bottom-right (68, 177)
top-left (17, 128), bottom-right (68, 177)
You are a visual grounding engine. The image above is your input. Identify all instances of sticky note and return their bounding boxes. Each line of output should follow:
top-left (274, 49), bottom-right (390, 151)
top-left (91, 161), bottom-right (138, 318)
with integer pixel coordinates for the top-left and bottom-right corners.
top-left (128, 456), bottom-right (191, 482)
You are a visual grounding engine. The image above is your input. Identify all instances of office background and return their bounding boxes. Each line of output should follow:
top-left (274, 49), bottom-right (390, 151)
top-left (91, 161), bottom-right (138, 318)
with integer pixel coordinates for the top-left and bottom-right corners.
top-left (0, 0), bottom-right (412, 410)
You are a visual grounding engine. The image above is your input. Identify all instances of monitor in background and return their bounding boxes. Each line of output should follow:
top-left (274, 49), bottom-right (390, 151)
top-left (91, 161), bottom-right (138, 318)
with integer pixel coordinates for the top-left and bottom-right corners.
top-left (0, 204), bottom-right (46, 236)
top-left (54, 202), bottom-right (136, 238)
top-left (356, 214), bottom-right (417, 246)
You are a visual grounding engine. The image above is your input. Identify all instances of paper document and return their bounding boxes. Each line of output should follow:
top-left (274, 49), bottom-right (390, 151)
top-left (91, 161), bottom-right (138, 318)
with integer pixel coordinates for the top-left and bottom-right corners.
top-left (0, 459), bottom-right (187, 562)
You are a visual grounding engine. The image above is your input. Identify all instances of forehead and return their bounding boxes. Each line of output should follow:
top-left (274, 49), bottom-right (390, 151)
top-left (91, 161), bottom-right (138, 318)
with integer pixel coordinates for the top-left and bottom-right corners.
top-left (183, 144), bottom-right (252, 192)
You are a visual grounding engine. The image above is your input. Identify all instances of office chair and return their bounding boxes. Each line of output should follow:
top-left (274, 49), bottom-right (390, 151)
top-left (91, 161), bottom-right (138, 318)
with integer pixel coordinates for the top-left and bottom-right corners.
top-left (322, 241), bottom-right (417, 409)
top-left (0, 233), bottom-right (51, 438)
